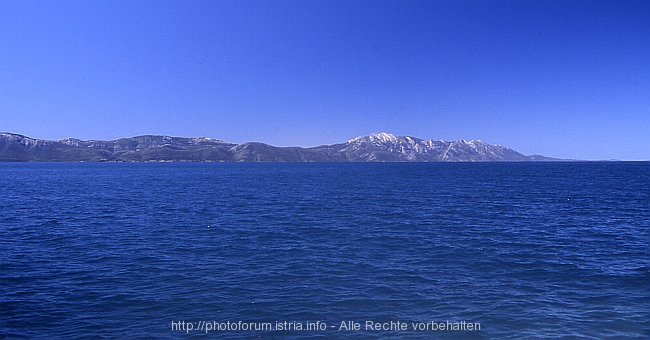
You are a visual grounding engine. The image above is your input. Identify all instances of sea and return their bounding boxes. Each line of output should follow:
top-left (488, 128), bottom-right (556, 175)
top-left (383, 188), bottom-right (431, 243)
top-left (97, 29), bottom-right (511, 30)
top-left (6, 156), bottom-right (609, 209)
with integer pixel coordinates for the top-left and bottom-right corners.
top-left (1, 162), bottom-right (648, 339)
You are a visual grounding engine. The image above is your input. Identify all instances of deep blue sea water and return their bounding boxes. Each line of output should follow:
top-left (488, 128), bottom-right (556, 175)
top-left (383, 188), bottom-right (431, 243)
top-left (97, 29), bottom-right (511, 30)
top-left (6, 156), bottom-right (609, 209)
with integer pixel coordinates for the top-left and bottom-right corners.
top-left (1, 162), bottom-right (648, 339)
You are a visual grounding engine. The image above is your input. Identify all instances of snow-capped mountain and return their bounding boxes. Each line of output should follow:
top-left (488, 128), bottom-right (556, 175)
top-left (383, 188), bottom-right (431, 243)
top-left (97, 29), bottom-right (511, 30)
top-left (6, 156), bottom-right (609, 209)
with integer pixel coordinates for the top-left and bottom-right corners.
top-left (335, 132), bottom-right (531, 161)
top-left (0, 132), bottom-right (557, 162)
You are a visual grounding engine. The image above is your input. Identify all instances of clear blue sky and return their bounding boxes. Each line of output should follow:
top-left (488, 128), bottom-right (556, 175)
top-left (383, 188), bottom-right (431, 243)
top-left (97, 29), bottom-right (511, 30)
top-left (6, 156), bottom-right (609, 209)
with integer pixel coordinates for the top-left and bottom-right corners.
top-left (1, 0), bottom-right (649, 160)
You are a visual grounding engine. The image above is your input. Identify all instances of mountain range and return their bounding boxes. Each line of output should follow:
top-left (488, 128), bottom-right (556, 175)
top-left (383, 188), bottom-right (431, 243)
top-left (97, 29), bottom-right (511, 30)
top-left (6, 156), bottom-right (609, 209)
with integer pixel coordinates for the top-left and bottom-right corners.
top-left (0, 132), bottom-right (558, 162)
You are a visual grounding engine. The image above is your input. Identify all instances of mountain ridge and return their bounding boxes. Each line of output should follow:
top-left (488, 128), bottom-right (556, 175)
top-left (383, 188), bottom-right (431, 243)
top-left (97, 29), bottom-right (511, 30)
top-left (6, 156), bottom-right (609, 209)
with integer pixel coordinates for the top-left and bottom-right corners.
top-left (0, 132), bottom-right (560, 162)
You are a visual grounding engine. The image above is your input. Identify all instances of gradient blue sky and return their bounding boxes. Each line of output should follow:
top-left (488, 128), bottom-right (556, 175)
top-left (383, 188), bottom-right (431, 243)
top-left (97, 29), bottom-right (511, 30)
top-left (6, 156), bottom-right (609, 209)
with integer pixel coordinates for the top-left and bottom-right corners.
top-left (1, 0), bottom-right (649, 160)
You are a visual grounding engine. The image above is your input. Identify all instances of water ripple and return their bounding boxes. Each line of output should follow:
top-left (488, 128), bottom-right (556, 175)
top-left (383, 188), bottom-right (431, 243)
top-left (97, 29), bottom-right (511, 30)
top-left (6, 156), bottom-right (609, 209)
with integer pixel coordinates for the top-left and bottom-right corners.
top-left (1, 162), bottom-right (648, 339)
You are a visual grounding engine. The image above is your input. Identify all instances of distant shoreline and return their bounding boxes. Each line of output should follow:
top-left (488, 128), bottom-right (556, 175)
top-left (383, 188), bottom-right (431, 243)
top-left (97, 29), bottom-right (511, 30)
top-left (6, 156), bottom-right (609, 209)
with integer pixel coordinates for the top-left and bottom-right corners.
top-left (1, 132), bottom-right (576, 162)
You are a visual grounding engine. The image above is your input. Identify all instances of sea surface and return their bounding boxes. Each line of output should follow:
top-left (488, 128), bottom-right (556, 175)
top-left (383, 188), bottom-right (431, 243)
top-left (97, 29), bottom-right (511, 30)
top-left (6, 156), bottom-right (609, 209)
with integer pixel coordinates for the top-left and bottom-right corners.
top-left (1, 162), bottom-right (648, 339)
